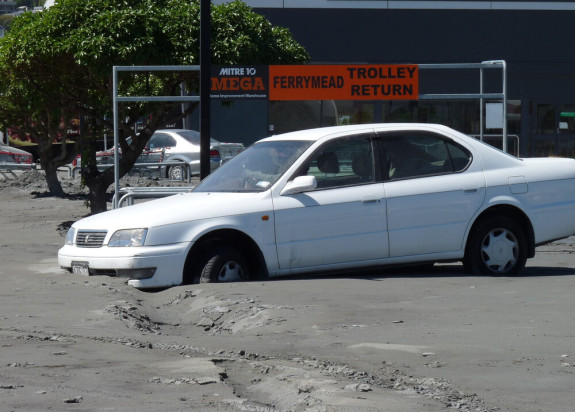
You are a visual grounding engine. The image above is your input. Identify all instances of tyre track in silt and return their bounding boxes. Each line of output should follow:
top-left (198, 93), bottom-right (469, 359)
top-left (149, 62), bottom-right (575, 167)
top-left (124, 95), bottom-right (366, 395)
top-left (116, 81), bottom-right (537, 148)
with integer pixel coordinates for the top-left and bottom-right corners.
top-left (103, 293), bottom-right (498, 412)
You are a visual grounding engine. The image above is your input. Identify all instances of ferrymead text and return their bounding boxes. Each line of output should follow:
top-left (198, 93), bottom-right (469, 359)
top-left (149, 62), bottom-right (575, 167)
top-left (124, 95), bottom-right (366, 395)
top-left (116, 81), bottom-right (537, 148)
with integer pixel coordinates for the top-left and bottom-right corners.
top-left (273, 75), bottom-right (414, 97)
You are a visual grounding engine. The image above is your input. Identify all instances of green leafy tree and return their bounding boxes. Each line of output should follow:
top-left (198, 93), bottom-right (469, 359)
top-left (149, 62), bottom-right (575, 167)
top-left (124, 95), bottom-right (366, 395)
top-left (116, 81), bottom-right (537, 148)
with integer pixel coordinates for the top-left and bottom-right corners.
top-left (0, 0), bottom-right (308, 213)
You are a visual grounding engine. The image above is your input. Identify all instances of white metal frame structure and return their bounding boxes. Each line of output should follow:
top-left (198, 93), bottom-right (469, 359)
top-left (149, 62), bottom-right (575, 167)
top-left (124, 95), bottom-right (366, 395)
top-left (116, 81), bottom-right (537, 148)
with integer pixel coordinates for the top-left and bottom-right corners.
top-left (112, 65), bottom-right (200, 208)
top-left (110, 61), bottom-right (507, 208)
top-left (418, 60), bottom-right (508, 152)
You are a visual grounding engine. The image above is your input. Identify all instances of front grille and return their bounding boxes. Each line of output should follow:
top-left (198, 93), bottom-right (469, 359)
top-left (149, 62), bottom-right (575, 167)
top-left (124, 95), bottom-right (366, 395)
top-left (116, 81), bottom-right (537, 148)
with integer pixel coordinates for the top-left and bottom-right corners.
top-left (76, 230), bottom-right (107, 248)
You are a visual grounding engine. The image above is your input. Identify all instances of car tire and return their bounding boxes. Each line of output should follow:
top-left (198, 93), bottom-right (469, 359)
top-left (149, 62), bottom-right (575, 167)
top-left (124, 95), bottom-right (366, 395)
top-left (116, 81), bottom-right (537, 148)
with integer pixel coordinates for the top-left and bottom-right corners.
top-left (197, 246), bottom-right (249, 283)
top-left (463, 215), bottom-right (527, 276)
top-left (168, 164), bottom-right (184, 180)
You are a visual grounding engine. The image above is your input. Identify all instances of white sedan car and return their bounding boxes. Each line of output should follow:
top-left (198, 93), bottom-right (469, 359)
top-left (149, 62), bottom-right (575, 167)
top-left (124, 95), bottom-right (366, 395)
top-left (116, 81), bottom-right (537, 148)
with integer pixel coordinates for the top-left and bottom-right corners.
top-left (59, 124), bottom-right (575, 289)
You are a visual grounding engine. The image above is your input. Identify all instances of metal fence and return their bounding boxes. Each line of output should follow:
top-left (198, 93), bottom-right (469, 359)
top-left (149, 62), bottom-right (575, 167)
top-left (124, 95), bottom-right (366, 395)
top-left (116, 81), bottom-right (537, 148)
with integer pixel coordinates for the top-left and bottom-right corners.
top-left (0, 148), bottom-right (34, 178)
top-left (113, 186), bottom-right (195, 208)
top-left (61, 161), bottom-right (192, 181)
top-left (112, 65), bottom-right (201, 208)
top-left (0, 163), bottom-right (34, 179)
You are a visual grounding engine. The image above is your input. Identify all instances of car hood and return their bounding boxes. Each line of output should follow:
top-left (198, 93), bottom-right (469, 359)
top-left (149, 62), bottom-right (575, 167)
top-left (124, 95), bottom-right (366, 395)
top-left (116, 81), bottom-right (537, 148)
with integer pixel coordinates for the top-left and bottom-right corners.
top-left (72, 191), bottom-right (271, 232)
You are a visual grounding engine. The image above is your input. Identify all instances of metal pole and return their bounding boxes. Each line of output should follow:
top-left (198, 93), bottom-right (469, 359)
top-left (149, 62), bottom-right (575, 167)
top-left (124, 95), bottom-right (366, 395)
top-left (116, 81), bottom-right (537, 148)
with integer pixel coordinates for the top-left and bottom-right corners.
top-left (180, 82), bottom-right (187, 129)
top-left (113, 67), bottom-right (120, 209)
top-left (103, 115), bottom-right (108, 151)
top-left (480, 67), bottom-right (484, 142)
top-left (199, 0), bottom-right (211, 180)
top-left (481, 60), bottom-right (508, 153)
top-left (502, 61), bottom-right (508, 153)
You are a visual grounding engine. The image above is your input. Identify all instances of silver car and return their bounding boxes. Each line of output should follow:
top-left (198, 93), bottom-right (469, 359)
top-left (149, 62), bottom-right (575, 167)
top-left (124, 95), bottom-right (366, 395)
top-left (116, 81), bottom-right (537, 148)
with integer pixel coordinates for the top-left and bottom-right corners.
top-left (72, 130), bottom-right (244, 179)
top-left (147, 129), bottom-right (244, 180)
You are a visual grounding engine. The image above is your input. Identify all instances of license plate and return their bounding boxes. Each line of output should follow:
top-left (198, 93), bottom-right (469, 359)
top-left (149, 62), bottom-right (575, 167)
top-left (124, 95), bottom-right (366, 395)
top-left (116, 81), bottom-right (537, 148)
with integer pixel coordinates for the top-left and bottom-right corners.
top-left (72, 262), bottom-right (90, 276)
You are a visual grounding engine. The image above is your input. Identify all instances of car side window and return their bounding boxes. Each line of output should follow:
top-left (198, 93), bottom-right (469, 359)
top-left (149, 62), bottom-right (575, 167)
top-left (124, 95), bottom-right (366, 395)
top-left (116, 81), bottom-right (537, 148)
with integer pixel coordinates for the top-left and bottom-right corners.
top-left (446, 141), bottom-right (472, 171)
top-left (298, 135), bottom-right (375, 189)
top-left (148, 133), bottom-right (168, 150)
top-left (380, 132), bottom-right (471, 180)
top-left (165, 136), bottom-right (177, 148)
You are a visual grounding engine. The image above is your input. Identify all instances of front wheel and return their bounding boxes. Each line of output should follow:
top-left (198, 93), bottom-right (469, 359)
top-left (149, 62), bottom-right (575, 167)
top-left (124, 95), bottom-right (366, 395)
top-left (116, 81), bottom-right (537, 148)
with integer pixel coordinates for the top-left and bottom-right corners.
top-left (197, 246), bottom-right (249, 283)
top-left (463, 215), bottom-right (528, 276)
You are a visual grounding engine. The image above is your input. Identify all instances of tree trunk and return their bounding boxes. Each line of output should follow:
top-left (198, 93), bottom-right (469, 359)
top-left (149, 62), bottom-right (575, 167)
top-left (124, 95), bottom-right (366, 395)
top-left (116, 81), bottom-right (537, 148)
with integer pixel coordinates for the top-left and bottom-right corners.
top-left (37, 141), bottom-right (65, 197)
top-left (82, 158), bottom-right (115, 215)
top-left (44, 161), bottom-right (65, 197)
top-left (88, 173), bottom-right (109, 215)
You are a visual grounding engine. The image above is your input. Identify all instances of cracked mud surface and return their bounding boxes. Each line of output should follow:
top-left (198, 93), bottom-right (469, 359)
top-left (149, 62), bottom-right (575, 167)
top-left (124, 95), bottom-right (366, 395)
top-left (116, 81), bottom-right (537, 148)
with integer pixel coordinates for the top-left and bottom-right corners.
top-left (1, 171), bottom-right (575, 411)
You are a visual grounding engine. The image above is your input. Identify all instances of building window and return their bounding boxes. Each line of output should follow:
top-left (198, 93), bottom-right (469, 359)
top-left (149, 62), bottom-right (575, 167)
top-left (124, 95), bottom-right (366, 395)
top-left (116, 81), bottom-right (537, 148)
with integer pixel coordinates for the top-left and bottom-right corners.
top-left (559, 104), bottom-right (575, 134)
top-left (536, 104), bottom-right (555, 135)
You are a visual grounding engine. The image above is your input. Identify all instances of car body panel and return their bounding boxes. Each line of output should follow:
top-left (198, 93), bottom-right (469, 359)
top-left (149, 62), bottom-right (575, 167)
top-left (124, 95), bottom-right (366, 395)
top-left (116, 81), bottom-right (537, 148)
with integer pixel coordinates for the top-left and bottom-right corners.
top-left (479, 157), bottom-right (575, 244)
top-left (273, 182), bottom-right (388, 270)
top-left (385, 173), bottom-right (486, 256)
top-left (58, 191), bottom-right (280, 288)
top-left (58, 242), bottom-right (190, 287)
top-left (58, 123), bottom-right (575, 289)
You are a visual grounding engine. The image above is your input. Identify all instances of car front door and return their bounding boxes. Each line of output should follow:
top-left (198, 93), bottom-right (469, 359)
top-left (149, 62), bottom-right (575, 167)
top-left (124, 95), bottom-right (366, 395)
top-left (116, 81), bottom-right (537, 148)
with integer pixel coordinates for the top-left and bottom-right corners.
top-left (272, 133), bottom-right (389, 271)
top-left (376, 130), bottom-right (486, 257)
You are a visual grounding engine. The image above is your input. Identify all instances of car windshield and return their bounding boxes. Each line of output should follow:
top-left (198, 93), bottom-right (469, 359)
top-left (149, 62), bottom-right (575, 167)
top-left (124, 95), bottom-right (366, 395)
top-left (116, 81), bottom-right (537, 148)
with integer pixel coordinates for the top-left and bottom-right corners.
top-left (194, 140), bottom-right (313, 192)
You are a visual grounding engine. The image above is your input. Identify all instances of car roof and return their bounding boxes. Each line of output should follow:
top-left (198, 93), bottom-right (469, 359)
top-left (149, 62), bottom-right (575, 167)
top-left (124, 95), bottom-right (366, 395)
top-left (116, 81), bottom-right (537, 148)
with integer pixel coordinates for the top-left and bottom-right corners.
top-left (260, 123), bottom-right (462, 142)
top-left (154, 129), bottom-right (198, 134)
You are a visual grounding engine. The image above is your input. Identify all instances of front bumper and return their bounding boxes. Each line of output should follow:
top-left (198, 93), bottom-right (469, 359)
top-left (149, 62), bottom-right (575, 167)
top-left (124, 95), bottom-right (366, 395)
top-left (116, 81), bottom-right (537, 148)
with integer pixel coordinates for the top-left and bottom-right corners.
top-left (58, 242), bottom-right (191, 289)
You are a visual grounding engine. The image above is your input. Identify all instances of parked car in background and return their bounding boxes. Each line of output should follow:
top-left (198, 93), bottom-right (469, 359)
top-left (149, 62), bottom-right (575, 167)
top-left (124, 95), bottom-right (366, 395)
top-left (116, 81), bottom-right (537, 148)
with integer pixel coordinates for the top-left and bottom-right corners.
top-left (0, 144), bottom-right (33, 168)
top-left (147, 129), bottom-right (244, 179)
top-left (71, 146), bottom-right (159, 169)
top-left (71, 129), bottom-right (244, 180)
top-left (59, 123), bottom-right (575, 290)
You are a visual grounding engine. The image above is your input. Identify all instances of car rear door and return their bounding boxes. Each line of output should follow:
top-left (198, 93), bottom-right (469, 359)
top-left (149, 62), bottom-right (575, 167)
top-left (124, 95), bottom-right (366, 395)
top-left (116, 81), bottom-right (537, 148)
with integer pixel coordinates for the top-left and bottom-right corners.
top-left (272, 132), bottom-right (389, 271)
top-left (376, 130), bottom-right (486, 257)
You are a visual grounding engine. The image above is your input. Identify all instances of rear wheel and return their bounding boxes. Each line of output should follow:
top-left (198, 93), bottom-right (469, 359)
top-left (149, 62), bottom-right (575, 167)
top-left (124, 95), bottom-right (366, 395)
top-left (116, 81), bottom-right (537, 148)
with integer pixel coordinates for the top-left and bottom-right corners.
top-left (168, 164), bottom-right (184, 180)
top-left (197, 245), bottom-right (249, 283)
top-left (463, 215), bottom-right (527, 276)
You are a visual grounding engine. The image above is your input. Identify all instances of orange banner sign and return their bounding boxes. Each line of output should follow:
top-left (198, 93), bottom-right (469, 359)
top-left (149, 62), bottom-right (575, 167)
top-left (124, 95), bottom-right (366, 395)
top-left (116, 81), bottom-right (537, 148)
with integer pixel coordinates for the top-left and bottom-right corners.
top-left (269, 64), bottom-right (418, 101)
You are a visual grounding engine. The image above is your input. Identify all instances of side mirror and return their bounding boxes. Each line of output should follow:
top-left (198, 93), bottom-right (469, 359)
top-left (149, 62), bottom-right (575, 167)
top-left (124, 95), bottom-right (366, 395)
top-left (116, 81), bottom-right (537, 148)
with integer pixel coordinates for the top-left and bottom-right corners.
top-left (281, 175), bottom-right (317, 195)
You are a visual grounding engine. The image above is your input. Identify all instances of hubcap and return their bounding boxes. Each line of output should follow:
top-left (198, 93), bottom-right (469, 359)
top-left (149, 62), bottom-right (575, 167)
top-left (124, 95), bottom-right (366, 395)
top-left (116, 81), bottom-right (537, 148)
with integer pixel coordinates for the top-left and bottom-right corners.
top-left (481, 228), bottom-right (518, 273)
top-left (170, 166), bottom-right (182, 180)
top-left (218, 260), bottom-right (245, 282)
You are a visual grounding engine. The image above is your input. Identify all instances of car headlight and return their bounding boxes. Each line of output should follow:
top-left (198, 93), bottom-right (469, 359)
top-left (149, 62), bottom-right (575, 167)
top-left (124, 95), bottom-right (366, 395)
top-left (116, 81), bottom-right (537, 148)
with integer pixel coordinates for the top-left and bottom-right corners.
top-left (108, 229), bottom-right (148, 247)
top-left (65, 227), bottom-right (76, 245)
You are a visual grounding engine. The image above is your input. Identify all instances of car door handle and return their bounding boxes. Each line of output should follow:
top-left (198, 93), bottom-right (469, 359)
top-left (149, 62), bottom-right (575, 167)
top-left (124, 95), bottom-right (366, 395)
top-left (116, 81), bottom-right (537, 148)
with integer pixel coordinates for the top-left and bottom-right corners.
top-left (463, 187), bottom-right (478, 194)
top-left (362, 197), bottom-right (380, 204)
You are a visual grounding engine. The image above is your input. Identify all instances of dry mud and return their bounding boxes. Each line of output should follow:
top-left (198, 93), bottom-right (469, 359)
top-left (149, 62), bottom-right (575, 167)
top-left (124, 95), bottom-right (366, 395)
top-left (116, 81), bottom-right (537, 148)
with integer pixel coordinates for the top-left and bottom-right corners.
top-left (1, 170), bottom-right (574, 411)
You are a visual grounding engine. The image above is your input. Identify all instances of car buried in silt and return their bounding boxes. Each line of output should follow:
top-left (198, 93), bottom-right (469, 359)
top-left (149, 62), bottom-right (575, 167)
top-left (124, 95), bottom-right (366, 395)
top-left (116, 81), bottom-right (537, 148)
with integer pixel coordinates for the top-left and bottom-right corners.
top-left (58, 124), bottom-right (575, 289)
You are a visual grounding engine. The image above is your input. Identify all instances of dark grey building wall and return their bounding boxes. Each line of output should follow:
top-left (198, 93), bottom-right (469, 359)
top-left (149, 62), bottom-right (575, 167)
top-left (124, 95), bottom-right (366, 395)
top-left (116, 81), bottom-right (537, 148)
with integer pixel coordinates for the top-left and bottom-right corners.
top-left (252, 7), bottom-right (575, 156)
top-left (256, 8), bottom-right (575, 98)
top-left (189, 101), bottom-right (269, 146)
